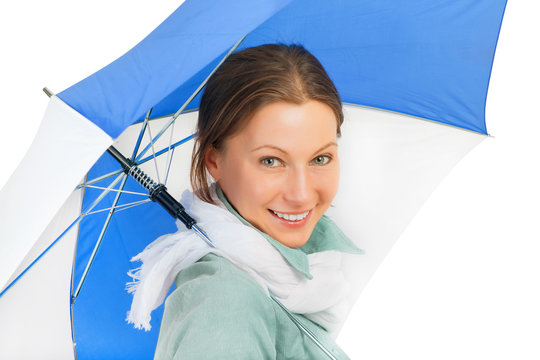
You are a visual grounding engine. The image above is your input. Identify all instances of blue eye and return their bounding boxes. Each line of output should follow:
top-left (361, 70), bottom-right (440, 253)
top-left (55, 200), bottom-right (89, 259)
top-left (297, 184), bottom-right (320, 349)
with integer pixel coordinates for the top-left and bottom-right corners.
top-left (311, 155), bottom-right (331, 165)
top-left (261, 157), bottom-right (281, 167)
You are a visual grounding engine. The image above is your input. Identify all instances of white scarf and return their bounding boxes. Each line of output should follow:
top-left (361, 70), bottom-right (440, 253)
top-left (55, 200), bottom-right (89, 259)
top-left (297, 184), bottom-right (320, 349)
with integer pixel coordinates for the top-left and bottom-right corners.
top-left (126, 186), bottom-right (357, 338)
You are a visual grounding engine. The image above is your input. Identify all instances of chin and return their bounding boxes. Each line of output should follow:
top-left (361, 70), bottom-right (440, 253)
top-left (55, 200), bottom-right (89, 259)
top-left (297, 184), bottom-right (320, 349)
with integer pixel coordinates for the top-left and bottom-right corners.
top-left (272, 232), bottom-right (310, 248)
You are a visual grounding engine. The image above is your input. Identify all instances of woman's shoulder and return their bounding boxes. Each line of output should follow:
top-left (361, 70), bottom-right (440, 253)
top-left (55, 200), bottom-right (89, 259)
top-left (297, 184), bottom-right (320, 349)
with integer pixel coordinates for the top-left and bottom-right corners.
top-left (156, 254), bottom-right (278, 359)
top-left (173, 253), bottom-right (271, 302)
top-left (166, 252), bottom-right (278, 321)
top-left (164, 253), bottom-right (276, 319)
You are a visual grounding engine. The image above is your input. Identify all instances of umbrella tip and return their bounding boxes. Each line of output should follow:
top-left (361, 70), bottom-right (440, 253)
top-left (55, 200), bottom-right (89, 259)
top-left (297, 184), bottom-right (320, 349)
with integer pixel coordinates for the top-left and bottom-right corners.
top-left (42, 87), bottom-right (54, 98)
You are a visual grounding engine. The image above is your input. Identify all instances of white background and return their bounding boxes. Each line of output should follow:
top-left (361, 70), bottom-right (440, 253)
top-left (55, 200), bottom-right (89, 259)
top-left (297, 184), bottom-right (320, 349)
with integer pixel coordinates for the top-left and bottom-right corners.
top-left (0, 1), bottom-right (538, 359)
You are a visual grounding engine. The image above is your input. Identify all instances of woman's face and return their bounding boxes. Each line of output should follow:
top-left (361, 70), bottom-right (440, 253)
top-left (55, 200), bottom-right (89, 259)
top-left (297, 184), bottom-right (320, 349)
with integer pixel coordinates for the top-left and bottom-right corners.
top-left (205, 100), bottom-right (340, 248)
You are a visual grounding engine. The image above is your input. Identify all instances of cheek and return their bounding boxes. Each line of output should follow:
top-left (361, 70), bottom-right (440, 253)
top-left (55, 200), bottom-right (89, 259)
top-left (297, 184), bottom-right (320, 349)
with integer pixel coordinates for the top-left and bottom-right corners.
top-left (221, 160), bottom-right (278, 209)
top-left (314, 162), bottom-right (340, 204)
top-left (330, 161), bottom-right (340, 196)
top-left (244, 169), bottom-right (283, 206)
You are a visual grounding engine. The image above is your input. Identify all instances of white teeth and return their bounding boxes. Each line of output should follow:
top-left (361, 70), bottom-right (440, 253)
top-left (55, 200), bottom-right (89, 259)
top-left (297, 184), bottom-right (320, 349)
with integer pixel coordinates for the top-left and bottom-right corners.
top-left (271, 210), bottom-right (310, 221)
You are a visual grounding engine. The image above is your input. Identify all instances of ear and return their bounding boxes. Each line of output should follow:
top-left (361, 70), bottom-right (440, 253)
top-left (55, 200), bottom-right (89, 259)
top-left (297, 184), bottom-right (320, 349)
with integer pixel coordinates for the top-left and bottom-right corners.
top-left (204, 146), bottom-right (222, 181)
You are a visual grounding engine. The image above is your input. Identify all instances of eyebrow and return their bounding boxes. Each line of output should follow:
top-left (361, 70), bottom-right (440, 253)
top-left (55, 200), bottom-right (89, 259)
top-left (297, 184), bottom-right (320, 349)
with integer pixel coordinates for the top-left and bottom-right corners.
top-left (251, 141), bottom-right (337, 156)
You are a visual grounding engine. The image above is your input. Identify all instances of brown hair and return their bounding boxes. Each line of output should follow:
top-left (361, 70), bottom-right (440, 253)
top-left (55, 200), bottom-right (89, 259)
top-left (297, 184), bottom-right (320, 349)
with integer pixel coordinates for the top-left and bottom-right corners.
top-left (190, 44), bottom-right (343, 203)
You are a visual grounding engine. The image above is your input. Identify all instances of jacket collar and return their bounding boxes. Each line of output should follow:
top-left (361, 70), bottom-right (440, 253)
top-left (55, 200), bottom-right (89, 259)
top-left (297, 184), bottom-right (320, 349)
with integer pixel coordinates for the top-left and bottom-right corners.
top-left (216, 185), bottom-right (364, 279)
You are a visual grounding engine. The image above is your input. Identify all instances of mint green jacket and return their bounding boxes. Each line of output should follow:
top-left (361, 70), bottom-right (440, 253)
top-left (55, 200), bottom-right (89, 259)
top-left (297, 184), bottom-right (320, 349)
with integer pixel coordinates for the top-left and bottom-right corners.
top-left (154, 189), bottom-right (363, 359)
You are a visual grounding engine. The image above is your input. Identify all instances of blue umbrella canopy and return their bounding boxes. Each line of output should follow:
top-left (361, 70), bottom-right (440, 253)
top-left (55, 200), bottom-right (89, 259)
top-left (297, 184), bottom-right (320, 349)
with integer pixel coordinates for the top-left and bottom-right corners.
top-left (0, 0), bottom-right (507, 359)
top-left (59, 0), bottom-right (505, 137)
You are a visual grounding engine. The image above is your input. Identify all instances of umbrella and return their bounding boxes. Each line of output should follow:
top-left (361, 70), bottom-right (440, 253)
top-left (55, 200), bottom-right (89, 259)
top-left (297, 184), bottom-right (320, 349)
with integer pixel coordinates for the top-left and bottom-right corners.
top-left (0, 0), bottom-right (520, 358)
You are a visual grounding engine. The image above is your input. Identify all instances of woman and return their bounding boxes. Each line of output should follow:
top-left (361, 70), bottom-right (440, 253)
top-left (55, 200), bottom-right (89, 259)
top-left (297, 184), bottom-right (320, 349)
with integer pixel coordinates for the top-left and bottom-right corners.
top-left (127, 44), bottom-right (364, 359)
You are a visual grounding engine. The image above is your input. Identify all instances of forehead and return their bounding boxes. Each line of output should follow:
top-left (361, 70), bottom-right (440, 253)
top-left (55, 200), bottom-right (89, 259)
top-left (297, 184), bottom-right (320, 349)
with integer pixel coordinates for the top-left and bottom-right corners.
top-left (231, 100), bottom-right (338, 152)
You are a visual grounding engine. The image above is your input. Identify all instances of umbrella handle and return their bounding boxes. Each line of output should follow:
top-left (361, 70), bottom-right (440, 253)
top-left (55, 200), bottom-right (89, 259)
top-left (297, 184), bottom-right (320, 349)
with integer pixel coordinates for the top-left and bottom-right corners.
top-left (106, 146), bottom-right (196, 230)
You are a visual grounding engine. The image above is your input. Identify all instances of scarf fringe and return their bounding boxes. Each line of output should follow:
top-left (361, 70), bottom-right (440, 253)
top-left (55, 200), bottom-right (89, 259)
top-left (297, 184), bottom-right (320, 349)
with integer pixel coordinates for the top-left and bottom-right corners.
top-left (126, 267), bottom-right (142, 294)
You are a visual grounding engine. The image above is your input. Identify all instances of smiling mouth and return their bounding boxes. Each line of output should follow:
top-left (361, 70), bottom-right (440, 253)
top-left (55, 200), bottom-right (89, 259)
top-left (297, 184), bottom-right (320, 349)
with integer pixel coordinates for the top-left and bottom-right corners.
top-left (269, 209), bottom-right (310, 221)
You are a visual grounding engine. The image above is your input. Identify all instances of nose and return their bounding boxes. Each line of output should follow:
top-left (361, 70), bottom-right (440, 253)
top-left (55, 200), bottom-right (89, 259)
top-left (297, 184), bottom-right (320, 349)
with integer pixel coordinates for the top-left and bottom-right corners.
top-left (283, 165), bottom-right (312, 207)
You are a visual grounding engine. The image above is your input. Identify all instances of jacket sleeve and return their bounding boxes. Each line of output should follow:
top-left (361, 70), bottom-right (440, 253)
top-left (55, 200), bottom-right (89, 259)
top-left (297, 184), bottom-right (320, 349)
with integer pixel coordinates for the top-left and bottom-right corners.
top-left (154, 255), bottom-right (278, 360)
